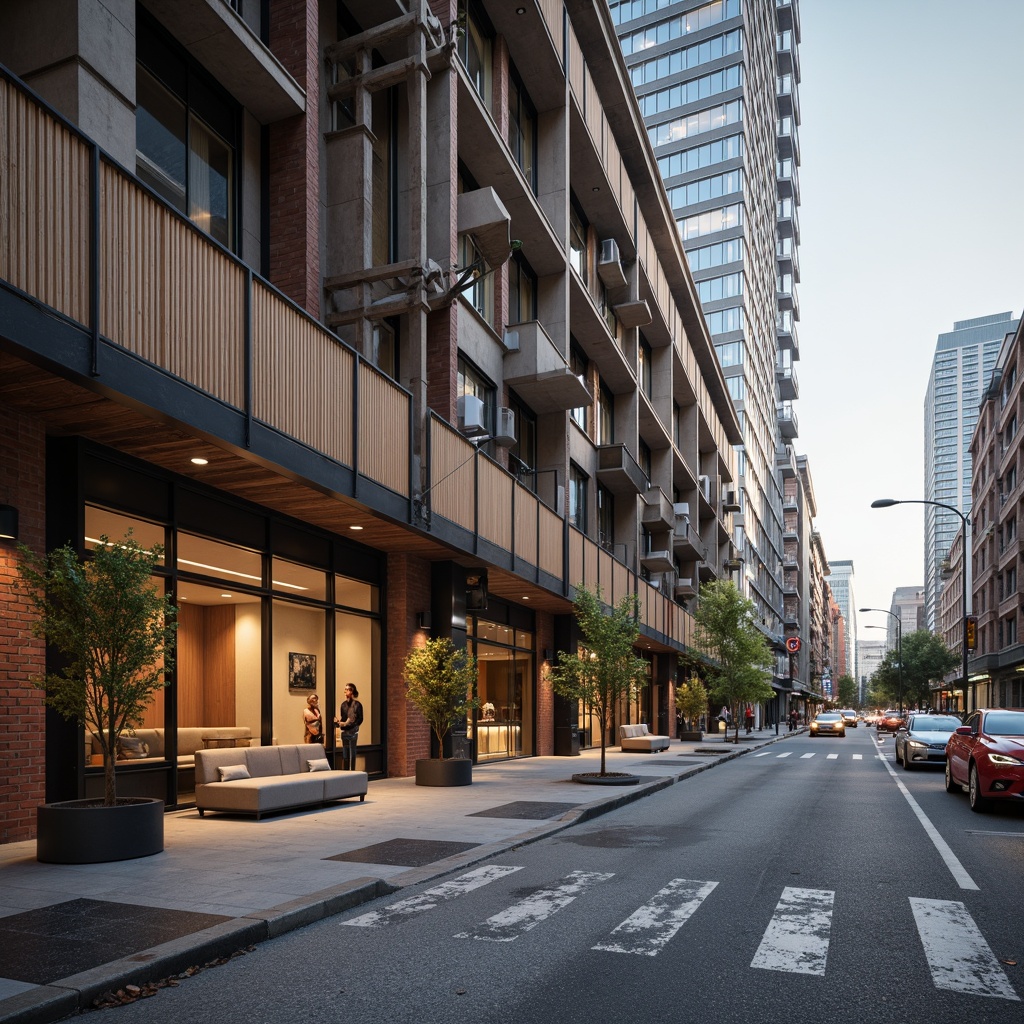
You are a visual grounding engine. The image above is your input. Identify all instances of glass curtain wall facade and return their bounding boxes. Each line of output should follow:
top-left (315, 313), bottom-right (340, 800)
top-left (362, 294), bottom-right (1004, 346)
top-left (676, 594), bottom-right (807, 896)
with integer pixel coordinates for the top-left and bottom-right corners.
top-left (924, 313), bottom-right (1019, 630)
top-left (613, 0), bottom-right (796, 646)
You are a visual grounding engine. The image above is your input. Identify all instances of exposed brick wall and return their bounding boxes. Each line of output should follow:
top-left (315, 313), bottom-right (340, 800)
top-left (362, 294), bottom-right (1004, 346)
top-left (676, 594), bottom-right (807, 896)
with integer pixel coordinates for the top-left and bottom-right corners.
top-left (268, 0), bottom-right (321, 314)
top-left (385, 552), bottom-right (432, 776)
top-left (427, 304), bottom-right (457, 421)
top-left (0, 408), bottom-right (46, 843)
top-left (535, 611), bottom-right (554, 756)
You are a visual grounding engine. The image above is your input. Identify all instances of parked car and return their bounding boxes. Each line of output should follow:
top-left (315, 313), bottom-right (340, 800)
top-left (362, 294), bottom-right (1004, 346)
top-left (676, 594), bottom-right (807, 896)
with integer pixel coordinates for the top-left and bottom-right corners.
top-left (945, 708), bottom-right (1024, 812)
top-left (894, 713), bottom-right (961, 769)
top-left (809, 712), bottom-right (846, 737)
top-left (877, 709), bottom-right (904, 734)
top-left (839, 709), bottom-right (858, 728)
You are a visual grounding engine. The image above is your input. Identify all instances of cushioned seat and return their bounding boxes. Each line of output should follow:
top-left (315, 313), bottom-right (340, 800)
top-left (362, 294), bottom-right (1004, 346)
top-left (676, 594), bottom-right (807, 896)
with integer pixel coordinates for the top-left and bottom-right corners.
top-left (619, 723), bottom-right (670, 752)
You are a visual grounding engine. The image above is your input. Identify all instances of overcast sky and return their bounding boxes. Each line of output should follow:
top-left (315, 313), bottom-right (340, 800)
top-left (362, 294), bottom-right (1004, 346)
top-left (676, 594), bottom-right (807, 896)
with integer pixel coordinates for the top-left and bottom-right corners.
top-left (794, 0), bottom-right (1024, 636)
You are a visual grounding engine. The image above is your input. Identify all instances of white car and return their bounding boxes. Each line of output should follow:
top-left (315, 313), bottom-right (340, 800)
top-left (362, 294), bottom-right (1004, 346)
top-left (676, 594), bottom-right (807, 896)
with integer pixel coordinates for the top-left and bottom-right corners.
top-left (838, 709), bottom-right (858, 728)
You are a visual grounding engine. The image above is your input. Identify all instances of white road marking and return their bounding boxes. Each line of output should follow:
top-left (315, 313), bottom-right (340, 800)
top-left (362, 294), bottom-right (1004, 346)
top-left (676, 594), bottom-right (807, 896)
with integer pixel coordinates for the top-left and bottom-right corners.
top-left (593, 879), bottom-right (718, 956)
top-left (826, 753), bottom-right (838, 760)
top-left (754, 752), bottom-right (772, 757)
top-left (751, 887), bottom-right (834, 976)
top-left (776, 752), bottom-right (792, 758)
top-left (800, 753), bottom-right (815, 759)
top-left (342, 864), bottom-right (523, 927)
top-left (852, 754), bottom-right (863, 760)
top-left (455, 869), bottom-right (614, 942)
top-left (881, 756), bottom-right (979, 890)
top-left (910, 898), bottom-right (1019, 1000)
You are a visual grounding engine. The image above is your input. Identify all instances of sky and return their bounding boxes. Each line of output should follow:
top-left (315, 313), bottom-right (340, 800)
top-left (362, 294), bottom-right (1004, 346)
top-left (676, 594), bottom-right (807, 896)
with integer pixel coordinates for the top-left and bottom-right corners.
top-left (794, 0), bottom-right (1024, 636)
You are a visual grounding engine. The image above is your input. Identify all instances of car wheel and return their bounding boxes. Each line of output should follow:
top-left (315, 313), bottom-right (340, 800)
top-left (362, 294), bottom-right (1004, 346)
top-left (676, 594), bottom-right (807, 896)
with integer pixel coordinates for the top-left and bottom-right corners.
top-left (902, 749), bottom-right (914, 771)
top-left (968, 763), bottom-right (989, 813)
top-left (944, 761), bottom-right (959, 793)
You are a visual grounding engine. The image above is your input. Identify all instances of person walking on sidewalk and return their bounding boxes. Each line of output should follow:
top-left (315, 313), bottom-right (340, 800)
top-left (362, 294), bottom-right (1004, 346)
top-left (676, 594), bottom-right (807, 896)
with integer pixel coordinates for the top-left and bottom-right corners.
top-left (744, 704), bottom-right (754, 734)
top-left (788, 708), bottom-right (798, 732)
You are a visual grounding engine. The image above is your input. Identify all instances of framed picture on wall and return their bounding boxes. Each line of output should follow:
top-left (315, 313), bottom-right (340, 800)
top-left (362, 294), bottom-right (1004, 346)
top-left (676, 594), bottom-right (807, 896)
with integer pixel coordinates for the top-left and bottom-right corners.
top-left (289, 652), bottom-right (317, 690)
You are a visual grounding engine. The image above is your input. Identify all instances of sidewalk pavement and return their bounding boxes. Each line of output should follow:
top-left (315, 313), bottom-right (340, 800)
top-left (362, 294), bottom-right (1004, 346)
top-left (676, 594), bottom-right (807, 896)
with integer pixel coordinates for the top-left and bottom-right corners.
top-left (0, 727), bottom-right (800, 1023)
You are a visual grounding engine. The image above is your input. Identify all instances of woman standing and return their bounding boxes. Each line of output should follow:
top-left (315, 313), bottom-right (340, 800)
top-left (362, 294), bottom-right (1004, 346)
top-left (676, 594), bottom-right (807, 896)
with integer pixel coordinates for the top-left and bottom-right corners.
top-left (335, 684), bottom-right (363, 770)
top-left (303, 694), bottom-right (323, 743)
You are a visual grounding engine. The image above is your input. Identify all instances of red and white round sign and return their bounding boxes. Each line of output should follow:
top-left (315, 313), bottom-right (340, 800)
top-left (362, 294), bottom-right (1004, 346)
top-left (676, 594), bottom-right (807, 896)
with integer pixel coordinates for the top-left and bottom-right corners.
top-left (785, 636), bottom-right (801, 653)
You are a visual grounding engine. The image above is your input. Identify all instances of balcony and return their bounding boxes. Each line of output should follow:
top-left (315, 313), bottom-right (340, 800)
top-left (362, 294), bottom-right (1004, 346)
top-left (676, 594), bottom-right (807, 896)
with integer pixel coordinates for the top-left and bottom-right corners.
top-left (674, 577), bottom-right (698, 600)
top-left (642, 487), bottom-right (674, 532)
top-left (596, 444), bottom-right (647, 496)
top-left (672, 506), bottom-right (707, 562)
top-left (503, 320), bottom-right (591, 413)
top-left (778, 402), bottom-right (799, 439)
top-left (639, 550), bottom-right (675, 574)
top-left (776, 359), bottom-right (799, 401)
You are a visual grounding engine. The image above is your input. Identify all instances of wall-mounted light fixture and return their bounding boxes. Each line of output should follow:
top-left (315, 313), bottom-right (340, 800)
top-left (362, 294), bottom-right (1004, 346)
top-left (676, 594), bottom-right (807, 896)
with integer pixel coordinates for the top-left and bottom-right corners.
top-left (0, 504), bottom-right (18, 540)
top-left (416, 612), bottom-right (432, 630)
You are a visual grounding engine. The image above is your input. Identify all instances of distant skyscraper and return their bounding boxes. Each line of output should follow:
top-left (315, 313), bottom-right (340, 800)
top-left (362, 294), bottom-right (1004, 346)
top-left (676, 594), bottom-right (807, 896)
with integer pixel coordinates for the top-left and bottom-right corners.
top-left (827, 560), bottom-right (856, 682)
top-left (857, 639), bottom-right (886, 704)
top-left (612, 0), bottom-right (799, 646)
top-left (924, 313), bottom-right (1019, 629)
top-left (890, 585), bottom-right (924, 644)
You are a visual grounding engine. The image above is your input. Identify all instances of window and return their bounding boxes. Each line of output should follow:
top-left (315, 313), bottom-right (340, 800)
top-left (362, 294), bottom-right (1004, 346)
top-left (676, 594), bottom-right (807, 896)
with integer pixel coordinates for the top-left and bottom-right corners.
top-left (638, 335), bottom-right (652, 398)
top-left (458, 231), bottom-right (494, 326)
top-left (508, 252), bottom-right (537, 325)
top-left (598, 485), bottom-right (615, 550)
top-left (569, 463), bottom-right (588, 533)
top-left (596, 381), bottom-right (614, 446)
top-left (508, 392), bottom-right (537, 489)
top-left (638, 439), bottom-right (652, 485)
top-left (570, 342), bottom-right (588, 431)
top-left (457, 0), bottom-right (492, 107)
top-left (569, 197), bottom-right (589, 285)
top-left (136, 15), bottom-right (237, 248)
top-left (457, 355), bottom-right (496, 436)
top-left (508, 69), bottom-right (536, 192)
top-left (370, 319), bottom-right (398, 379)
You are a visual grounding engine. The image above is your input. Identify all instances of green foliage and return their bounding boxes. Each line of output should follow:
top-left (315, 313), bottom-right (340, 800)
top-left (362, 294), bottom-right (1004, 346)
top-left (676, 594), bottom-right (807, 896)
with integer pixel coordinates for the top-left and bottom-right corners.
top-left (871, 629), bottom-right (957, 709)
top-left (403, 637), bottom-right (480, 760)
top-left (836, 674), bottom-right (857, 707)
top-left (549, 585), bottom-right (648, 775)
top-left (675, 677), bottom-right (709, 730)
top-left (692, 579), bottom-right (774, 741)
top-left (17, 533), bottom-right (177, 805)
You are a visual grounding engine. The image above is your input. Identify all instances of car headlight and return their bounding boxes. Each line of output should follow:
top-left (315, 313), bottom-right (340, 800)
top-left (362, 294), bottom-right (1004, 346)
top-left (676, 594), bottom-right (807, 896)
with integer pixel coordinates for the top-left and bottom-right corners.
top-left (987, 753), bottom-right (1024, 766)
top-left (908, 740), bottom-right (926, 750)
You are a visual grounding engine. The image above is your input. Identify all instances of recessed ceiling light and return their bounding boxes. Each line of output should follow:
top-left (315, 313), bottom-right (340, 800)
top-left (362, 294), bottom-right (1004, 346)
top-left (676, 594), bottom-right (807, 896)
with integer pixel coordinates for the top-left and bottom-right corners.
top-left (190, 457), bottom-right (209, 466)
top-left (221, 593), bottom-right (232, 598)
top-left (592, 185), bottom-right (600, 192)
top-left (349, 525), bottom-right (364, 531)
top-left (522, 596), bottom-right (530, 601)
top-left (516, 6), bottom-right (526, 13)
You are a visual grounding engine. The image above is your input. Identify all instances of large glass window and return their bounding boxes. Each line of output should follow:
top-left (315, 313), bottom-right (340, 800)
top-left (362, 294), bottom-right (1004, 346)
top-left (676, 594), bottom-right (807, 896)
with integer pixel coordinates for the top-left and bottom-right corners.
top-left (458, 231), bottom-right (494, 326)
top-left (569, 462), bottom-right (588, 533)
top-left (570, 343), bottom-right (589, 431)
top-left (569, 197), bottom-right (589, 285)
top-left (508, 252), bottom-right (537, 325)
top-left (596, 381), bottom-right (614, 446)
top-left (472, 620), bottom-right (533, 761)
top-left (509, 392), bottom-right (537, 487)
top-left (508, 69), bottom-right (536, 192)
top-left (457, 0), bottom-right (492, 107)
top-left (458, 354), bottom-right (497, 436)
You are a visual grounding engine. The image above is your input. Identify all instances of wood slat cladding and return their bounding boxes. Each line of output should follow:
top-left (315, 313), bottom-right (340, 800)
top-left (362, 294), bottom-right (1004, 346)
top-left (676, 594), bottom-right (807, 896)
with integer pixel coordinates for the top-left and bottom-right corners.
top-left (0, 81), bottom-right (90, 325)
top-left (101, 164), bottom-right (245, 407)
top-left (539, 504), bottom-right (563, 578)
top-left (478, 457), bottom-right (512, 550)
top-left (429, 417), bottom-right (476, 528)
top-left (514, 481), bottom-right (539, 566)
top-left (357, 361), bottom-right (409, 496)
top-left (253, 280), bottom-right (353, 466)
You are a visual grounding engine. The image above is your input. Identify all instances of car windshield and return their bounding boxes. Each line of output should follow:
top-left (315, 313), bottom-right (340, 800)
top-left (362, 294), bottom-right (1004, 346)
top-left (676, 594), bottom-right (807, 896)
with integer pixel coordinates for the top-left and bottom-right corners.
top-left (910, 716), bottom-right (958, 732)
top-left (817, 714), bottom-right (841, 721)
top-left (983, 711), bottom-right (1024, 736)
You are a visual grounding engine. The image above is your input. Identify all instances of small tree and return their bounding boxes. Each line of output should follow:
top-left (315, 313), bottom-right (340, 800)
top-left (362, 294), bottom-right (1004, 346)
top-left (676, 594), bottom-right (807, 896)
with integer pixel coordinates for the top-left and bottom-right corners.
top-left (17, 533), bottom-right (177, 805)
top-left (548, 585), bottom-right (648, 776)
top-left (693, 579), bottom-right (774, 743)
top-left (403, 637), bottom-right (480, 760)
top-left (836, 674), bottom-right (858, 707)
top-left (872, 629), bottom-right (957, 710)
top-left (675, 677), bottom-right (709, 733)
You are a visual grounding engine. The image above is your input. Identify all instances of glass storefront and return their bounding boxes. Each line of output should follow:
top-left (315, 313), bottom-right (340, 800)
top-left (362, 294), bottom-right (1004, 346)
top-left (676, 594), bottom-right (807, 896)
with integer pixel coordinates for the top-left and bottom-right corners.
top-left (469, 618), bottom-right (534, 762)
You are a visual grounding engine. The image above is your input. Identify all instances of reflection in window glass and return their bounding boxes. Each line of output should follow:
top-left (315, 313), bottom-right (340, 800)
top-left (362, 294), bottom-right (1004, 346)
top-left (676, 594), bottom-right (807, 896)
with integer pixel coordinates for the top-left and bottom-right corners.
top-left (335, 575), bottom-right (379, 613)
top-left (85, 506), bottom-right (165, 562)
top-left (178, 533), bottom-right (262, 588)
top-left (272, 599), bottom-right (326, 747)
top-left (335, 612), bottom-right (381, 759)
top-left (272, 558), bottom-right (327, 601)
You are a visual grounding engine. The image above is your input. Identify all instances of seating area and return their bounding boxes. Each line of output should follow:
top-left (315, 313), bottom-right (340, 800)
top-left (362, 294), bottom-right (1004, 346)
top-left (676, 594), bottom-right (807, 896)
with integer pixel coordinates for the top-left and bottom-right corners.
top-left (89, 726), bottom-right (253, 769)
top-left (619, 723), bottom-right (670, 752)
top-left (195, 744), bottom-right (368, 819)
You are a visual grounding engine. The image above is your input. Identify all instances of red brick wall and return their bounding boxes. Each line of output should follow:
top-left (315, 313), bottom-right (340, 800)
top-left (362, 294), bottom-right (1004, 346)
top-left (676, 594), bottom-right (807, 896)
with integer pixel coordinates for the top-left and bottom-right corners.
top-left (385, 552), bottom-right (432, 776)
top-left (535, 611), bottom-right (554, 755)
top-left (0, 408), bottom-right (46, 842)
top-left (268, 0), bottom-right (321, 313)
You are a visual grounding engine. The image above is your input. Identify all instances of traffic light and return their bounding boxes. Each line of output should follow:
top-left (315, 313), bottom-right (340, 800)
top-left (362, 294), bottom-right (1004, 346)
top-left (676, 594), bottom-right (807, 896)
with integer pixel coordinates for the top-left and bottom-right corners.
top-left (966, 615), bottom-right (978, 651)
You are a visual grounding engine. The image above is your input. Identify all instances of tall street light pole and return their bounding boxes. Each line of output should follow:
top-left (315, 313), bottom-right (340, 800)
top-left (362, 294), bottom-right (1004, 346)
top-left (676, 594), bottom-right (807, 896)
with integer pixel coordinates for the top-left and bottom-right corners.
top-left (861, 608), bottom-right (902, 714)
top-left (870, 498), bottom-right (972, 712)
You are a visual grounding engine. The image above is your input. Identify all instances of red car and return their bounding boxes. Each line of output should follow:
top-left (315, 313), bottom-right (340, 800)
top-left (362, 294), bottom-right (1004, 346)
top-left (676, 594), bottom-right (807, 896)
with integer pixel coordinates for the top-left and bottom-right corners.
top-left (945, 708), bottom-right (1024, 812)
top-left (876, 709), bottom-right (904, 734)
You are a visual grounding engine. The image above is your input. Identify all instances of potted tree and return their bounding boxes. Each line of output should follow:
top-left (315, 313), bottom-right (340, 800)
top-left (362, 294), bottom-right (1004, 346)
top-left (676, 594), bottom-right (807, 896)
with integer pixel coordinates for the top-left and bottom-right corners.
top-left (549, 585), bottom-right (648, 785)
top-left (675, 677), bottom-right (708, 741)
top-left (18, 532), bottom-right (177, 863)
top-left (404, 636), bottom-right (479, 786)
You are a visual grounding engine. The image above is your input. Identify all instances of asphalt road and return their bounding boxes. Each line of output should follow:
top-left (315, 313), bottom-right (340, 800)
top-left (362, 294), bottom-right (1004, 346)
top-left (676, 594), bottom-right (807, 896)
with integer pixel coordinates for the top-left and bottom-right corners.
top-left (94, 726), bottom-right (1024, 1024)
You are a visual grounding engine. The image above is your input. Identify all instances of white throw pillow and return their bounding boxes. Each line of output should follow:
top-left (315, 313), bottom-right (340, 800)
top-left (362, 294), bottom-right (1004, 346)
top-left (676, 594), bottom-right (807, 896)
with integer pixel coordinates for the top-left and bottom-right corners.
top-left (217, 764), bottom-right (250, 782)
top-left (307, 758), bottom-right (331, 773)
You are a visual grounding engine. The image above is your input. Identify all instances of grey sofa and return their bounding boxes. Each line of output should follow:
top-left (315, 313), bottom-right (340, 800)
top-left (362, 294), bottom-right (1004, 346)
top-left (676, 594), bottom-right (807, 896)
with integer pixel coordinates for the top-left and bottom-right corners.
top-left (195, 744), bottom-right (368, 819)
top-left (90, 726), bottom-right (252, 769)
top-left (619, 723), bottom-right (670, 752)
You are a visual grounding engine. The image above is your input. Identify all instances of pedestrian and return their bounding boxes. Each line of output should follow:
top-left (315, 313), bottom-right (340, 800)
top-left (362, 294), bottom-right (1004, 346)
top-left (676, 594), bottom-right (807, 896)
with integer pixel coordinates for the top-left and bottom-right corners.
top-left (744, 704), bottom-right (754, 734)
top-left (335, 683), bottom-right (364, 770)
top-left (302, 694), bottom-right (323, 744)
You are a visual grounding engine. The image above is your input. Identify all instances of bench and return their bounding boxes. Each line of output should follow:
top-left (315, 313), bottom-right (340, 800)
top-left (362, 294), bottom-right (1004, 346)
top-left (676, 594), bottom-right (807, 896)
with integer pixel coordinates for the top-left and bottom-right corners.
top-left (195, 744), bottom-right (368, 819)
top-left (89, 726), bottom-right (253, 769)
top-left (619, 723), bottom-right (670, 752)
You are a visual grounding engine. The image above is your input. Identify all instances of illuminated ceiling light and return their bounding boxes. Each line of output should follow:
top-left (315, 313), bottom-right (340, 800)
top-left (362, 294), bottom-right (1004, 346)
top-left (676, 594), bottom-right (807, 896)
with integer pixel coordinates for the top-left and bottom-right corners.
top-left (190, 457), bottom-right (209, 466)
top-left (349, 525), bottom-right (364, 531)
top-left (220, 593), bottom-right (232, 598)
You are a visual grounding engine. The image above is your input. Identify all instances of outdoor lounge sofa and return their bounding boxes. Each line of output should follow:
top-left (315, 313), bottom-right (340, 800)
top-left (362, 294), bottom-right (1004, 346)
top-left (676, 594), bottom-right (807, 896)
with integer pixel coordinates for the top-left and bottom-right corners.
top-left (619, 723), bottom-right (670, 752)
top-left (89, 726), bottom-right (252, 769)
top-left (195, 744), bottom-right (368, 819)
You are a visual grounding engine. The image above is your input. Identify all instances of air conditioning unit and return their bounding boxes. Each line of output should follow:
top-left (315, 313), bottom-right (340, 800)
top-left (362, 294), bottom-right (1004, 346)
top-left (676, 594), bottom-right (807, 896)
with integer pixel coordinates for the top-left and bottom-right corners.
top-left (494, 407), bottom-right (516, 447)
top-left (600, 238), bottom-right (619, 264)
top-left (502, 330), bottom-right (520, 353)
top-left (456, 394), bottom-right (487, 438)
top-left (698, 475), bottom-right (711, 500)
top-left (723, 489), bottom-right (741, 512)
top-left (673, 502), bottom-right (690, 519)
top-left (598, 238), bottom-right (627, 289)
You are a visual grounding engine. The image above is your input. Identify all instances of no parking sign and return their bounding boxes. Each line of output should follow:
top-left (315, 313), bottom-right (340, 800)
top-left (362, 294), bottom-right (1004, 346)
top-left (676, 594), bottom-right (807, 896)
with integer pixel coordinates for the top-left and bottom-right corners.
top-left (785, 636), bottom-right (801, 653)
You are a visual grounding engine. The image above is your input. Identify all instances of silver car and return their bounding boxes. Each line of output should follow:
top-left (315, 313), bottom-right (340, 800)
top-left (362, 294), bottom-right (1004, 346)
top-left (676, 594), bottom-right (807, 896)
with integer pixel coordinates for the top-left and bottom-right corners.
top-left (894, 713), bottom-right (961, 770)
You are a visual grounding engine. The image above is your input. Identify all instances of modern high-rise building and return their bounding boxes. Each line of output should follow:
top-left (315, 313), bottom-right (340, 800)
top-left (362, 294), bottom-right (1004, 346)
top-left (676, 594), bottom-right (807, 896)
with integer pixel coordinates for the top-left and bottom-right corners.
top-left (612, 0), bottom-right (800, 666)
top-left (924, 312), bottom-right (1019, 629)
top-left (890, 585), bottom-right (924, 641)
top-left (827, 559), bottom-right (856, 682)
top-left (857, 639), bottom-right (886, 703)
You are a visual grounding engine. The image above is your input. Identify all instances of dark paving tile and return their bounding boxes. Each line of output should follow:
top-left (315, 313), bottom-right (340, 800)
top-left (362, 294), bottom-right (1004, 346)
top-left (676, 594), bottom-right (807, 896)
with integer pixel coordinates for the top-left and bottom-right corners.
top-left (645, 759), bottom-right (705, 766)
top-left (0, 899), bottom-right (229, 985)
top-left (467, 801), bottom-right (580, 820)
top-left (326, 838), bottom-right (479, 867)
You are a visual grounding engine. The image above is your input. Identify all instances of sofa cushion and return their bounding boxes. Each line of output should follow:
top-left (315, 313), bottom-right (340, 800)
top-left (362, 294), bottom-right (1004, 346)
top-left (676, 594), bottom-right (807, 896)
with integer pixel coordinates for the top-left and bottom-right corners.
top-left (117, 736), bottom-right (150, 759)
top-left (218, 764), bottom-right (250, 782)
top-left (322, 771), bottom-right (369, 801)
top-left (306, 758), bottom-right (331, 772)
top-left (245, 746), bottom-right (285, 778)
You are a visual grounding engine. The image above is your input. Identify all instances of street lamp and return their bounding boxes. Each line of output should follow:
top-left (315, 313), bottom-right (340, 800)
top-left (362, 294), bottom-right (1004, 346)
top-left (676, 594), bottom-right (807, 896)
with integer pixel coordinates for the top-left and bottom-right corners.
top-left (870, 497), bottom-right (971, 712)
top-left (861, 608), bottom-right (902, 714)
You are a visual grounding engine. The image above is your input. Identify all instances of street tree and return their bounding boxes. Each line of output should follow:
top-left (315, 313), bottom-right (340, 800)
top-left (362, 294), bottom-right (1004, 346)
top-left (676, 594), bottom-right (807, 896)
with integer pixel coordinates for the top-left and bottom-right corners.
top-left (871, 629), bottom-right (957, 710)
top-left (693, 579), bottom-right (774, 743)
top-left (675, 676), bottom-right (709, 735)
top-left (549, 585), bottom-right (648, 776)
top-left (836, 674), bottom-right (857, 707)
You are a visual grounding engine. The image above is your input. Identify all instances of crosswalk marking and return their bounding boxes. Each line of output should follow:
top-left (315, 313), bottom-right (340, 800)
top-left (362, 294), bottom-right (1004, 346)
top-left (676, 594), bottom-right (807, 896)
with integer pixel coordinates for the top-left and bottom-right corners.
top-left (800, 753), bottom-right (815, 759)
top-left (592, 879), bottom-right (718, 956)
top-left (751, 887), bottom-right (834, 976)
top-left (776, 752), bottom-right (792, 758)
top-left (910, 898), bottom-right (1019, 1000)
top-left (826, 753), bottom-right (838, 759)
top-left (454, 869), bottom-right (614, 942)
top-left (342, 864), bottom-right (522, 928)
top-left (852, 754), bottom-right (863, 760)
